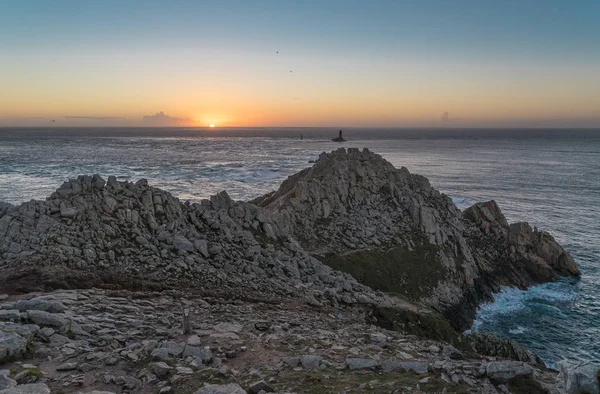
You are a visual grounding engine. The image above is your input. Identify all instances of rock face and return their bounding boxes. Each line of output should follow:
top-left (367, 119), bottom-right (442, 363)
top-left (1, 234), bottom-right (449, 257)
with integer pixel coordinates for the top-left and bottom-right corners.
top-left (0, 175), bottom-right (384, 308)
top-left (254, 148), bottom-right (579, 329)
top-left (0, 149), bottom-right (578, 333)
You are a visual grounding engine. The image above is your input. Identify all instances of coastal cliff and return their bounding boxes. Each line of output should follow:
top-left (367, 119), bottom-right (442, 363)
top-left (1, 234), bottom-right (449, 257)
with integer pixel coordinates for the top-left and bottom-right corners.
top-left (0, 148), bottom-right (585, 393)
top-left (253, 148), bottom-right (578, 330)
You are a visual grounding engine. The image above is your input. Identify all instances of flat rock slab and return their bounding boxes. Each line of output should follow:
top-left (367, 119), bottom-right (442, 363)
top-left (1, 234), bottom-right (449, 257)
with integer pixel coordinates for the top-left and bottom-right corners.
top-left (0, 383), bottom-right (51, 394)
top-left (486, 361), bottom-right (533, 383)
top-left (346, 358), bottom-right (379, 370)
top-left (400, 362), bottom-right (429, 374)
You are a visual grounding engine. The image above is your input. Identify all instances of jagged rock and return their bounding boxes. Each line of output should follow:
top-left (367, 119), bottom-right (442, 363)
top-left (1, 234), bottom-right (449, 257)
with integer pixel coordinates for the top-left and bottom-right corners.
top-left (485, 361), bottom-right (534, 384)
top-left (194, 383), bottom-right (246, 394)
top-left (557, 361), bottom-right (600, 394)
top-left (0, 383), bottom-right (51, 394)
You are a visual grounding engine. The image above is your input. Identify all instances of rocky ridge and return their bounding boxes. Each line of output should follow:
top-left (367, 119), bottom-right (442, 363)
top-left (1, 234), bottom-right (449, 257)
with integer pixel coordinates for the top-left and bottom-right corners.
top-left (0, 174), bottom-right (385, 308)
top-left (254, 148), bottom-right (579, 329)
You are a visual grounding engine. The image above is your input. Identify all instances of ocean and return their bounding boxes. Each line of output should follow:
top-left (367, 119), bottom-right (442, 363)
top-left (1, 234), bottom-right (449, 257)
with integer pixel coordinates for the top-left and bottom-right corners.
top-left (1, 127), bottom-right (599, 366)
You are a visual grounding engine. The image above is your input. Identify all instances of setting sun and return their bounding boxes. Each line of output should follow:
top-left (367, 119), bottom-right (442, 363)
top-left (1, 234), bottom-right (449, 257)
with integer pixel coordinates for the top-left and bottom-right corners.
top-left (209, 124), bottom-right (215, 128)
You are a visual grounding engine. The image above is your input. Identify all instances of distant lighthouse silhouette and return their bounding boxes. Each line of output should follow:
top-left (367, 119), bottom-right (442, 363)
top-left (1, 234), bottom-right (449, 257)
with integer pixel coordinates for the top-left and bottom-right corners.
top-left (332, 130), bottom-right (345, 142)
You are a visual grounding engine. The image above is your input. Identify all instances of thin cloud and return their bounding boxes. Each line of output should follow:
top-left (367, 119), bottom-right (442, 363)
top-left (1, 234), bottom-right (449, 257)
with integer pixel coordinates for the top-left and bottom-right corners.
top-left (65, 116), bottom-right (123, 120)
top-left (142, 111), bottom-right (195, 126)
top-left (441, 111), bottom-right (449, 122)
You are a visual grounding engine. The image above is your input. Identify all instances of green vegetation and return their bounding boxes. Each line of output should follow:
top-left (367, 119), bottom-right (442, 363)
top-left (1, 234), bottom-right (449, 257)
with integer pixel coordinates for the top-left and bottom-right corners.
top-left (372, 306), bottom-right (470, 350)
top-left (323, 243), bottom-right (447, 301)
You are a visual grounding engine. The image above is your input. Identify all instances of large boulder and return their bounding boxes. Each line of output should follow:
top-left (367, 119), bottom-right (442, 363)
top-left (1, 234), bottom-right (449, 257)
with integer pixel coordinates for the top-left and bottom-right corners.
top-left (557, 361), bottom-right (600, 394)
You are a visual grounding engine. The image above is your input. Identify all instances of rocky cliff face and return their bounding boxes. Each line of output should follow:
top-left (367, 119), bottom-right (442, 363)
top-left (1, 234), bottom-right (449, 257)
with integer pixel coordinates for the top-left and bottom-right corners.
top-left (254, 148), bottom-right (579, 330)
top-left (0, 148), bottom-right (577, 331)
top-left (0, 174), bottom-right (386, 308)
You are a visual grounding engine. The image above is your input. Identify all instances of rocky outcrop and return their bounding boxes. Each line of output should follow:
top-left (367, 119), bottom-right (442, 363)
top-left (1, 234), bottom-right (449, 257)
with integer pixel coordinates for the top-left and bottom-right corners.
top-left (0, 175), bottom-right (385, 308)
top-left (465, 332), bottom-right (543, 365)
top-left (0, 148), bottom-right (578, 332)
top-left (254, 148), bottom-right (579, 330)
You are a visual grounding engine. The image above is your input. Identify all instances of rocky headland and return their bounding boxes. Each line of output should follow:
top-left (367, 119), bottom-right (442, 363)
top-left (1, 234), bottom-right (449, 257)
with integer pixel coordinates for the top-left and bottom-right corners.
top-left (0, 148), bottom-right (593, 394)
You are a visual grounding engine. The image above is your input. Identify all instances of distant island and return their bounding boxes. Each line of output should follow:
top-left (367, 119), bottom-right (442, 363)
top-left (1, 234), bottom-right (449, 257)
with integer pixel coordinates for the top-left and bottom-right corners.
top-left (332, 129), bottom-right (346, 142)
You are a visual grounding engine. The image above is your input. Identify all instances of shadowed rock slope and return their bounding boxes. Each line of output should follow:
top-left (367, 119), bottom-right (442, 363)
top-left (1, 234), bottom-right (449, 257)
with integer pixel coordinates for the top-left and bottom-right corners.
top-left (254, 148), bottom-right (579, 330)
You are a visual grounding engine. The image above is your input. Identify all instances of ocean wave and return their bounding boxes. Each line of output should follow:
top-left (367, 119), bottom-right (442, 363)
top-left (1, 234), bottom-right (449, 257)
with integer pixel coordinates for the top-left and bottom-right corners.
top-left (508, 326), bottom-right (528, 335)
top-left (470, 281), bottom-right (578, 333)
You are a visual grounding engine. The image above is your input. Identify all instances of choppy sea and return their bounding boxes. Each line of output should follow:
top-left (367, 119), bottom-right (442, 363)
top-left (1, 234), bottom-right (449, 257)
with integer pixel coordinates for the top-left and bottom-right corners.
top-left (1, 127), bottom-right (599, 366)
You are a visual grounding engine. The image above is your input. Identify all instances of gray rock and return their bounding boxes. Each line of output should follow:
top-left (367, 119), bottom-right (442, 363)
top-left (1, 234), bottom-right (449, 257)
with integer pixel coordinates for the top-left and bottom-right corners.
top-left (26, 310), bottom-right (67, 327)
top-left (194, 383), bottom-right (246, 394)
top-left (346, 358), bottom-right (379, 370)
top-left (281, 356), bottom-right (300, 368)
top-left (380, 359), bottom-right (403, 373)
top-left (486, 361), bottom-right (534, 384)
top-left (151, 348), bottom-right (170, 360)
top-left (300, 355), bottom-right (322, 370)
top-left (0, 330), bottom-right (27, 357)
top-left (173, 236), bottom-right (194, 252)
top-left (14, 297), bottom-right (65, 314)
top-left (557, 361), bottom-right (600, 394)
top-left (400, 362), bottom-right (429, 374)
top-left (186, 335), bottom-right (201, 346)
top-left (152, 362), bottom-right (172, 378)
top-left (182, 345), bottom-right (212, 362)
top-left (0, 311), bottom-right (21, 322)
top-left (159, 341), bottom-right (185, 357)
top-left (56, 362), bottom-right (78, 371)
top-left (0, 374), bottom-right (17, 390)
top-left (0, 383), bottom-right (51, 394)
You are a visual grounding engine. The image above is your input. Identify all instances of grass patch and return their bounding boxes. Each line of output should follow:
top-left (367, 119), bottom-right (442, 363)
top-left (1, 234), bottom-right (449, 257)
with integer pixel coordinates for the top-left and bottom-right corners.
top-left (372, 306), bottom-right (470, 350)
top-left (323, 243), bottom-right (446, 301)
top-left (273, 368), bottom-right (471, 394)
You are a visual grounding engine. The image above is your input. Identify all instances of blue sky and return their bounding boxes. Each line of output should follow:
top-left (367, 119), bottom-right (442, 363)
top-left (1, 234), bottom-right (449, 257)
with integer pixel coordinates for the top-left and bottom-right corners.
top-left (1, 0), bottom-right (599, 127)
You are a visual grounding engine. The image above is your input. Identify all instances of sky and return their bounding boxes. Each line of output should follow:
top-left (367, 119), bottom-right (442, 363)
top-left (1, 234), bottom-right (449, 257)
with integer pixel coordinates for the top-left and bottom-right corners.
top-left (1, 0), bottom-right (599, 128)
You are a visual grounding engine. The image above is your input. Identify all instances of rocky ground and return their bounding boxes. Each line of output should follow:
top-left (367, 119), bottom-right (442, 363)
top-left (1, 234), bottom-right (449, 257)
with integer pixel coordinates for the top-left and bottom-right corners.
top-left (0, 290), bottom-right (576, 394)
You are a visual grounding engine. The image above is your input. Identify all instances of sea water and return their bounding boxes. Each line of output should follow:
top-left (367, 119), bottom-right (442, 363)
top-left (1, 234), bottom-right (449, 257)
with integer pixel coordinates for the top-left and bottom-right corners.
top-left (1, 127), bottom-right (599, 365)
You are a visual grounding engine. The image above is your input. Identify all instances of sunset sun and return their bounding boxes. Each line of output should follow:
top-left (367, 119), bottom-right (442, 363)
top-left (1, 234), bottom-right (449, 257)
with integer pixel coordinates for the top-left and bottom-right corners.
top-left (209, 124), bottom-right (215, 128)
